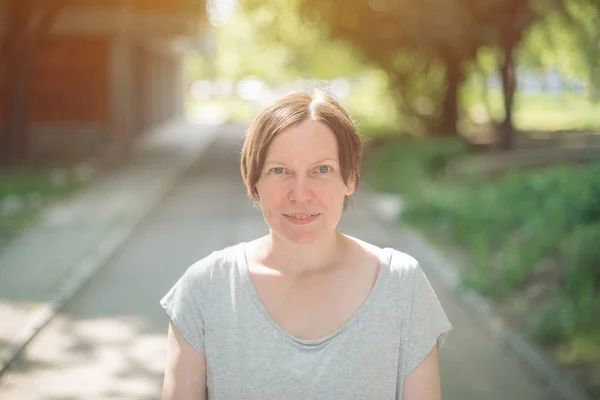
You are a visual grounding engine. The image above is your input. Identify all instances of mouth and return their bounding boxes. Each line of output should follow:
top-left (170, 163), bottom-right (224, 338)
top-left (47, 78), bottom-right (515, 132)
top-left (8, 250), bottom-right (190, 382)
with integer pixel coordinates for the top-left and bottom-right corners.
top-left (283, 213), bottom-right (320, 224)
top-left (285, 213), bottom-right (319, 220)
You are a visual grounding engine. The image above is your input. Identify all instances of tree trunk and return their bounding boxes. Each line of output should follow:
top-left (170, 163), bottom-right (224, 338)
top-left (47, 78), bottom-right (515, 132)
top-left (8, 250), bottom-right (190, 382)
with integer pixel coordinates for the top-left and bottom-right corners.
top-left (0, 3), bottom-right (62, 167)
top-left (499, 45), bottom-right (516, 150)
top-left (439, 57), bottom-right (462, 136)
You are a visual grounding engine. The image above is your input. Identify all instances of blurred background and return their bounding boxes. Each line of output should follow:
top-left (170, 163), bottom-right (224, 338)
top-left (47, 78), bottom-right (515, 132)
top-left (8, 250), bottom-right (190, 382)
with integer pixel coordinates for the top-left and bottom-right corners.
top-left (0, 0), bottom-right (599, 399)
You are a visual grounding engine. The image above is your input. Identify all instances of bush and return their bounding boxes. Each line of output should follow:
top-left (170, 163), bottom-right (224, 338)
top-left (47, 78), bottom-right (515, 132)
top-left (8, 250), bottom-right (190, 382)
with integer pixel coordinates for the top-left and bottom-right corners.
top-left (402, 162), bottom-right (600, 293)
top-left (559, 223), bottom-right (600, 321)
top-left (362, 136), bottom-right (467, 198)
top-left (534, 221), bottom-right (600, 344)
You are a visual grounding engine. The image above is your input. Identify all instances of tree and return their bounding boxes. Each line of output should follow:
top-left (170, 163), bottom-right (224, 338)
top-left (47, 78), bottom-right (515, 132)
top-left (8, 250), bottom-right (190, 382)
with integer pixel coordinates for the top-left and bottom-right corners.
top-left (480, 0), bottom-right (533, 149)
top-left (290, 0), bottom-right (534, 144)
top-left (293, 0), bottom-right (481, 135)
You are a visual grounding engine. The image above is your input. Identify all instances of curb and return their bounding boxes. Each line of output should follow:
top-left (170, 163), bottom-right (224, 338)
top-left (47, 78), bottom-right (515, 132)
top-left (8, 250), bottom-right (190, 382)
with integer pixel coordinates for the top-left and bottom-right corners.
top-left (0, 124), bottom-right (222, 379)
top-left (366, 191), bottom-right (591, 400)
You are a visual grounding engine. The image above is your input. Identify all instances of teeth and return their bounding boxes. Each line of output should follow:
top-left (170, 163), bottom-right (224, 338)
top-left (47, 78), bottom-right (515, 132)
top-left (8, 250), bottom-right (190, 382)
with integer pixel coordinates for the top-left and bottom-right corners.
top-left (288, 214), bottom-right (315, 220)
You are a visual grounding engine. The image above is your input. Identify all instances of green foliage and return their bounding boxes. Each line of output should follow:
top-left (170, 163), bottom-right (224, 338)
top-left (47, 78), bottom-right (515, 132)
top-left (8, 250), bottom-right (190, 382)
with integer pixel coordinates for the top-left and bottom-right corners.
top-left (194, 0), bottom-right (365, 83)
top-left (292, 0), bottom-right (535, 133)
top-left (403, 163), bottom-right (600, 287)
top-left (298, 0), bottom-right (532, 63)
top-left (519, 0), bottom-right (600, 100)
top-left (344, 69), bottom-right (401, 134)
top-left (534, 296), bottom-right (594, 343)
top-left (559, 223), bottom-right (600, 313)
top-left (556, 330), bottom-right (600, 365)
top-left (362, 137), bottom-right (467, 198)
top-left (0, 168), bottom-right (82, 198)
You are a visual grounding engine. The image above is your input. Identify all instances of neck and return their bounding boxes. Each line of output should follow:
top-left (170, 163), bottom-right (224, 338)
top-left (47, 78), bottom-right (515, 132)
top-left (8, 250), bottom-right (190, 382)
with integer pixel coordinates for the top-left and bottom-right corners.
top-left (258, 232), bottom-right (347, 277)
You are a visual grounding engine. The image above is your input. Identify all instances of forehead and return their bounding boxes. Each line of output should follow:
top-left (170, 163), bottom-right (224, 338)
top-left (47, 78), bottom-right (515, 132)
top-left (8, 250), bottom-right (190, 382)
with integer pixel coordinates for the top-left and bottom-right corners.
top-left (266, 120), bottom-right (338, 160)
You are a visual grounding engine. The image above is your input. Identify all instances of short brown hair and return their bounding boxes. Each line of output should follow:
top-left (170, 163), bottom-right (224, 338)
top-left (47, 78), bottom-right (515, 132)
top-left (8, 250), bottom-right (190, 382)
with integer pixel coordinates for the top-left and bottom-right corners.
top-left (240, 91), bottom-right (362, 208)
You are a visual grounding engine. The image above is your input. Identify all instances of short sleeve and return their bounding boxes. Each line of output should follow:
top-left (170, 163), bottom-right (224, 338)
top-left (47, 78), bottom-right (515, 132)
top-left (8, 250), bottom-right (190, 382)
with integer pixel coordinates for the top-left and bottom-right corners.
top-left (160, 265), bottom-right (207, 355)
top-left (403, 265), bottom-right (452, 376)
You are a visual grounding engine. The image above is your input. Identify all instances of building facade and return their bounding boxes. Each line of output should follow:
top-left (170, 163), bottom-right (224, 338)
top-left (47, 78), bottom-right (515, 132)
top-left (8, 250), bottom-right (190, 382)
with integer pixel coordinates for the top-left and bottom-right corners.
top-left (0, 1), bottom-right (206, 160)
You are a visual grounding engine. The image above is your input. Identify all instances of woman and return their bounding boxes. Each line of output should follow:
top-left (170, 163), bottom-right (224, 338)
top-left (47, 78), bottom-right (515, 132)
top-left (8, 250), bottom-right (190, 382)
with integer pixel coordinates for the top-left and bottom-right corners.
top-left (160, 90), bottom-right (452, 399)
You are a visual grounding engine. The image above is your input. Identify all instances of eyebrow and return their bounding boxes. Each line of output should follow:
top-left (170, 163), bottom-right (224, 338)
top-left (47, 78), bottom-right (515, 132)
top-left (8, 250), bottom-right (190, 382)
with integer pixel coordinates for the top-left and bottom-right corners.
top-left (264, 158), bottom-right (339, 166)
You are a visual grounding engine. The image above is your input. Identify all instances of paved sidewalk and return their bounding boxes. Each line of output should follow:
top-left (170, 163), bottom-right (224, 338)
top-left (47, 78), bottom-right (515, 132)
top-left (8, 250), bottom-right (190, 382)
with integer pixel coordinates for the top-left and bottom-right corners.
top-left (0, 119), bottom-right (223, 376)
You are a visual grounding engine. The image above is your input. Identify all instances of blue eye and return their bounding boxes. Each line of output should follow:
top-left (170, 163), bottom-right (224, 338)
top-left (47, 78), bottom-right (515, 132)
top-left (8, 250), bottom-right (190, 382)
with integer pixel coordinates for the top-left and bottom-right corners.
top-left (318, 166), bottom-right (331, 174)
top-left (272, 167), bottom-right (285, 174)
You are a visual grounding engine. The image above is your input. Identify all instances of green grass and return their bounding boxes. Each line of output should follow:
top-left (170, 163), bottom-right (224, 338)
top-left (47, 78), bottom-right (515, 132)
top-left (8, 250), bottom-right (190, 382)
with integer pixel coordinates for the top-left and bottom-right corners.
top-left (0, 168), bottom-right (84, 248)
top-left (464, 88), bottom-right (600, 132)
top-left (0, 169), bottom-right (83, 198)
top-left (515, 94), bottom-right (600, 131)
top-left (557, 331), bottom-right (600, 365)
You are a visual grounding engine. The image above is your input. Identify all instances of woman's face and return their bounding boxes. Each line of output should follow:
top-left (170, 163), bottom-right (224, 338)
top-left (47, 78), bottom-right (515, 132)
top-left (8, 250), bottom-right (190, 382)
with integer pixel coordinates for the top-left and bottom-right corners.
top-left (255, 120), bottom-right (354, 244)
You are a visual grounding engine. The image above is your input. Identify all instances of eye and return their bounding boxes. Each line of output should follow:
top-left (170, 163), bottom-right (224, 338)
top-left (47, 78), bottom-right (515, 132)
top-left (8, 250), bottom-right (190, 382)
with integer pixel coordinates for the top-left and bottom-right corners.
top-left (317, 165), bottom-right (332, 174)
top-left (271, 167), bottom-right (285, 174)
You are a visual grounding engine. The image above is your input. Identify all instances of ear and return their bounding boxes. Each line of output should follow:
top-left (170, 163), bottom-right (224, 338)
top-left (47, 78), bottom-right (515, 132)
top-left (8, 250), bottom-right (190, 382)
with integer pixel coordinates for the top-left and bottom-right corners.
top-left (345, 177), bottom-right (356, 196)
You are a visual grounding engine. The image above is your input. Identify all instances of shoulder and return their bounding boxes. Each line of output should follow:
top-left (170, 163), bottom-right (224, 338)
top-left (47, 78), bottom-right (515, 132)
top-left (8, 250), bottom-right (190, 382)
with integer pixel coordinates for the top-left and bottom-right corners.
top-left (380, 247), bottom-right (423, 294)
top-left (345, 235), bottom-right (420, 277)
top-left (387, 248), bottom-right (420, 275)
top-left (180, 242), bottom-right (243, 285)
top-left (346, 235), bottom-right (421, 285)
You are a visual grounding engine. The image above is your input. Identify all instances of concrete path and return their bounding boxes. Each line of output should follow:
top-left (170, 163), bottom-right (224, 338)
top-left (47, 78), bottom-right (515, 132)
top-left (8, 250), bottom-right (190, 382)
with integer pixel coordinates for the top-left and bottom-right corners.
top-left (0, 118), bottom-right (221, 376)
top-left (0, 126), bottom-right (566, 399)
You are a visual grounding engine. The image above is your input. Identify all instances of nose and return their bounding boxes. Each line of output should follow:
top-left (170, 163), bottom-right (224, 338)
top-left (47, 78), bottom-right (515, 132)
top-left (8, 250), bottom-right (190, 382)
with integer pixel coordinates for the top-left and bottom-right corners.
top-left (289, 176), bottom-right (313, 203)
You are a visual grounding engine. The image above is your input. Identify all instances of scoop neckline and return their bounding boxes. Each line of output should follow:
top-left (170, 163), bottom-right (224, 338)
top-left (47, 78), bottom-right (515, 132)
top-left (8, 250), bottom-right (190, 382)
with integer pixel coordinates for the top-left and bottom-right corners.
top-left (237, 241), bottom-right (392, 347)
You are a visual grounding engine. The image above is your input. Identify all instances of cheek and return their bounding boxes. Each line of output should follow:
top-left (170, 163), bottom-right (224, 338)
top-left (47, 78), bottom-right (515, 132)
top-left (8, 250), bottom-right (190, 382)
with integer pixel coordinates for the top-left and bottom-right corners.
top-left (256, 180), bottom-right (288, 206)
top-left (313, 180), bottom-right (350, 202)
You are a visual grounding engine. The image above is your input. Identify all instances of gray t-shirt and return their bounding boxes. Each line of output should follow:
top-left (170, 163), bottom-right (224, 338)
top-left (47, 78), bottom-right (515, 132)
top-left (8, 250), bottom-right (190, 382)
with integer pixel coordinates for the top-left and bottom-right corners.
top-left (160, 242), bottom-right (452, 399)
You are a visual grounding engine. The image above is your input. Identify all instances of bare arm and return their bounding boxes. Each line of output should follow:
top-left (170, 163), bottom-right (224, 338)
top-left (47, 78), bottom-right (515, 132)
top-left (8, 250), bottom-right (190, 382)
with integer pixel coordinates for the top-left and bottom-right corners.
top-left (162, 321), bottom-right (207, 400)
top-left (402, 346), bottom-right (442, 400)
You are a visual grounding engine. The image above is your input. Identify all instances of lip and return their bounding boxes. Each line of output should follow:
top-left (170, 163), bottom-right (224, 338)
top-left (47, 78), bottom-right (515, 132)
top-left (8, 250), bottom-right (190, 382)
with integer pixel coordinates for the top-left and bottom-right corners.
top-left (283, 213), bottom-right (320, 225)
